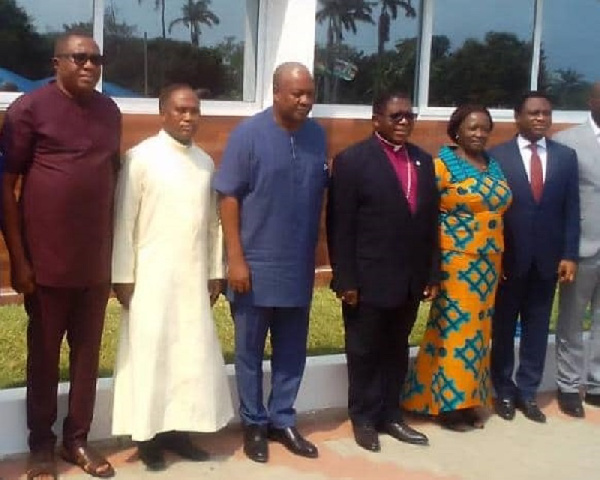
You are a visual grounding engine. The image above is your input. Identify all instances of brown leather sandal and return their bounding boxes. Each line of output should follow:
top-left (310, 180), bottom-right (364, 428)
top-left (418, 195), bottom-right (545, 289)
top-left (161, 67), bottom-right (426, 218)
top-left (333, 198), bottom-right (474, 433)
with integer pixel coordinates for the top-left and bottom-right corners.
top-left (60, 442), bottom-right (115, 478)
top-left (27, 450), bottom-right (57, 480)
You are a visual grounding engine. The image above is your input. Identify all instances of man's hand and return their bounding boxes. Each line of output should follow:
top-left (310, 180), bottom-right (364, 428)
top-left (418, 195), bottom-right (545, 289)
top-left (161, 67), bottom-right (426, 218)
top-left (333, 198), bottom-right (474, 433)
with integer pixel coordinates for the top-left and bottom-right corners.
top-left (10, 258), bottom-right (35, 294)
top-left (113, 283), bottom-right (135, 309)
top-left (208, 279), bottom-right (224, 307)
top-left (338, 289), bottom-right (358, 306)
top-left (228, 257), bottom-right (251, 293)
top-left (423, 284), bottom-right (439, 301)
top-left (558, 260), bottom-right (577, 283)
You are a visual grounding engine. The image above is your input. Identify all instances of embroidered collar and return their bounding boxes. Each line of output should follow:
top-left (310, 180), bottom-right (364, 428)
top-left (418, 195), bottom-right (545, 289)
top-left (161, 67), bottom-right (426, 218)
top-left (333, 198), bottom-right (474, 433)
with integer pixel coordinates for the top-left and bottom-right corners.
top-left (438, 145), bottom-right (505, 182)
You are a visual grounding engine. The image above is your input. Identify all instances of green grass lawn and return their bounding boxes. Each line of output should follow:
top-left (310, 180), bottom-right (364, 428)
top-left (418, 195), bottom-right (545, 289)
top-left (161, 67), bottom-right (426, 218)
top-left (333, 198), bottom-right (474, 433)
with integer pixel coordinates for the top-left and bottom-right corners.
top-left (0, 287), bottom-right (565, 390)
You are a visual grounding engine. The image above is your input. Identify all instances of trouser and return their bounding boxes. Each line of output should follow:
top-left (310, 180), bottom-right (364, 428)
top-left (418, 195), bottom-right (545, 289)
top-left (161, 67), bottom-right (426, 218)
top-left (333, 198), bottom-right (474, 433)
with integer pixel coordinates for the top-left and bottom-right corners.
top-left (556, 252), bottom-right (600, 394)
top-left (491, 266), bottom-right (557, 401)
top-left (343, 299), bottom-right (420, 426)
top-left (25, 284), bottom-right (110, 452)
top-left (231, 303), bottom-right (310, 428)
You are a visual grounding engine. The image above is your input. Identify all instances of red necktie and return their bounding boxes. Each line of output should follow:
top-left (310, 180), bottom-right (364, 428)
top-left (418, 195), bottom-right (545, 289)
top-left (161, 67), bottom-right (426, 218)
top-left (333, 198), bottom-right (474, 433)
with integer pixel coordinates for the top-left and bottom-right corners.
top-left (530, 143), bottom-right (543, 202)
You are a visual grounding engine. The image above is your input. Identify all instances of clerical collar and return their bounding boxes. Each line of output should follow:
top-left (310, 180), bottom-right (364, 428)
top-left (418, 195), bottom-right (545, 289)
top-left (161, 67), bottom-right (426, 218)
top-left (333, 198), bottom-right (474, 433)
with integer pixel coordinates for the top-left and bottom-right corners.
top-left (375, 132), bottom-right (405, 152)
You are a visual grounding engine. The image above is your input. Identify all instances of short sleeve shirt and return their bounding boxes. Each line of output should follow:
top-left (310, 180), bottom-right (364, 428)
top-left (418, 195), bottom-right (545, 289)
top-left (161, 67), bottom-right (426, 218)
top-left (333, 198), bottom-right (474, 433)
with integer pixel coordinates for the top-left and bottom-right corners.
top-left (0, 82), bottom-right (121, 287)
top-left (213, 108), bottom-right (328, 307)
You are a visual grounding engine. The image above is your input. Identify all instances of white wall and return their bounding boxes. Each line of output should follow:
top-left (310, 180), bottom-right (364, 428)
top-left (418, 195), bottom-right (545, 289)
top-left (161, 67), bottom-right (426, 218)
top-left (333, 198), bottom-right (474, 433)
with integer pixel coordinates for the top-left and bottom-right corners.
top-left (0, 335), bottom-right (583, 458)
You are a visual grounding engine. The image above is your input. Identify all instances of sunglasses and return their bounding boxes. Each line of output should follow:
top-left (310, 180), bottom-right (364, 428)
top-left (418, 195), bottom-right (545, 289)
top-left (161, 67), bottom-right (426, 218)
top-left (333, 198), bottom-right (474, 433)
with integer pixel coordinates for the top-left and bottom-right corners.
top-left (383, 111), bottom-right (417, 123)
top-left (55, 52), bottom-right (105, 67)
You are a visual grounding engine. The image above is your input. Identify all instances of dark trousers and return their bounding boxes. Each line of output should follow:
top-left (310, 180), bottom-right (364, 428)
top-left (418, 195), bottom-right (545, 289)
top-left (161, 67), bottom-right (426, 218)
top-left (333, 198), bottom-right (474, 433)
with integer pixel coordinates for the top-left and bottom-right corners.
top-left (491, 266), bottom-right (557, 401)
top-left (231, 303), bottom-right (310, 428)
top-left (24, 284), bottom-right (110, 452)
top-left (343, 299), bottom-right (420, 426)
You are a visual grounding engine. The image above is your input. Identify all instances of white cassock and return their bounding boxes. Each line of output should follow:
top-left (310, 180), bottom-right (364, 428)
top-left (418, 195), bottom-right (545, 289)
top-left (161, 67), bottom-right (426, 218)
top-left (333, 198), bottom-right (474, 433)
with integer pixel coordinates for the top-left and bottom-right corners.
top-left (111, 130), bottom-right (234, 441)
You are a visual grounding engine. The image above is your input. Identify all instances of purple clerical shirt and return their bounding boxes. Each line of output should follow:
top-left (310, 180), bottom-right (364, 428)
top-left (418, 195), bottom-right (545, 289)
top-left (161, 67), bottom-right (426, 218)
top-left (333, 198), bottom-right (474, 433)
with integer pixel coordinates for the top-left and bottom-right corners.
top-left (376, 134), bottom-right (418, 213)
top-left (1, 82), bottom-right (121, 287)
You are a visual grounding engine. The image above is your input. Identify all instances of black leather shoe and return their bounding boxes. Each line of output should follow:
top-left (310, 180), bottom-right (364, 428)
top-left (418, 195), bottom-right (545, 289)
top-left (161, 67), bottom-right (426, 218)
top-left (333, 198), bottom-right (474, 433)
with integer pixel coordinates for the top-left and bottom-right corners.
top-left (159, 432), bottom-right (210, 461)
top-left (584, 392), bottom-right (600, 407)
top-left (351, 424), bottom-right (380, 452)
top-left (439, 411), bottom-right (474, 432)
top-left (494, 397), bottom-right (516, 420)
top-left (516, 398), bottom-right (546, 423)
top-left (243, 424), bottom-right (268, 463)
top-left (557, 391), bottom-right (584, 418)
top-left (268, 426), bottom-right (318, 458)
top-left (379, 421), bottom-right (429, 445)
top-left (137, 439), bottom-right (166, 471)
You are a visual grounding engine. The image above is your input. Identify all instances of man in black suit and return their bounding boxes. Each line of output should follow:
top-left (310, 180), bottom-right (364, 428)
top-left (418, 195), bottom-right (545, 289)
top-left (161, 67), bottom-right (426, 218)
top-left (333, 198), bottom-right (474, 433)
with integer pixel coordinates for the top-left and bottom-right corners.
top-left (327, 92), bottom-right (440, 452)
top-left (490, 91), bottom-right (580, 424)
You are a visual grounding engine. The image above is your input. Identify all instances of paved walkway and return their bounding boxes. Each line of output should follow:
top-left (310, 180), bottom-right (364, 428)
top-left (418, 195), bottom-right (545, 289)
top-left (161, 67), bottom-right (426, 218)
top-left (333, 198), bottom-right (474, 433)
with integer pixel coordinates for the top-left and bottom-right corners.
top-left (1, 392), bottom-right (599, 480)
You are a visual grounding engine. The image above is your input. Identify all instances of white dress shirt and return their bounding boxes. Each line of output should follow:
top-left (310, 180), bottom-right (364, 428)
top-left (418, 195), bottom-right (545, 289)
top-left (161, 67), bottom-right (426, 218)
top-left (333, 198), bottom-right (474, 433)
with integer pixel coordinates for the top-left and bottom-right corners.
top-left (517, 134), bottom-right (548, 182)
top-left (589, 113), bottom-right (600, 146)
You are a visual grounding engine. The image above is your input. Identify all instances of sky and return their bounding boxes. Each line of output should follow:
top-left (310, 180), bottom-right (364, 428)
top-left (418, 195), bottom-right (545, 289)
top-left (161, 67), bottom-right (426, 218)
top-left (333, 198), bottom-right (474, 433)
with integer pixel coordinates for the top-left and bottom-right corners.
top-left (18, 0), bottom-right (247, 46)
top-left (15, 0), bottom-right (600, 82)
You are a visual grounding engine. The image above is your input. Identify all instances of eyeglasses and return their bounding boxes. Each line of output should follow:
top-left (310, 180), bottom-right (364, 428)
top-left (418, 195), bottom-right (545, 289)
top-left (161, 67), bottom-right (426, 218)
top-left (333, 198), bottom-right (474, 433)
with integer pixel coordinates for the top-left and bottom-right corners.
top-left (382, 111), bottom-right (417, 123)
top-left (55, 52), bottom-right (105, 67)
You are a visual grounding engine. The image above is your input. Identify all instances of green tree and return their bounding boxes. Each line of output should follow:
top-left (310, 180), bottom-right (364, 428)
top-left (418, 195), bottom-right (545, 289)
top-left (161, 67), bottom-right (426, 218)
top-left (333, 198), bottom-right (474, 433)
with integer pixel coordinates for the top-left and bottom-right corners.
top-left (545, 68), bottom-right (589, 109)
top-left (377, 0), bottom-right (416, 55)
top-left (316, 0), bottom-right (375, 102)
top-left (0, 0), bottom-right (51, 79)
top-left (429, 31), bottom-right (533, 108)
top-left (168, 0), bottom-right (220, 47)
top-left (214, 36), bottom-right (244, 99)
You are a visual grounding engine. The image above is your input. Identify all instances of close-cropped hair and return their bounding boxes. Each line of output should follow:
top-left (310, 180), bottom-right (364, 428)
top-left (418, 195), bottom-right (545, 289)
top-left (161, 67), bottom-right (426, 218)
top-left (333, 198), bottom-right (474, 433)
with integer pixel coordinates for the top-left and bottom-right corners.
top-left (53, 32), bottom-right (93, 55)
top-left (158, 83), bottom-right (195, 113)
top-left (514, 90), bottom-right (553, 114)
top-left (372, 91), bottom-right (411, 115)
top-left (447, 104), bottom-right (494, 141)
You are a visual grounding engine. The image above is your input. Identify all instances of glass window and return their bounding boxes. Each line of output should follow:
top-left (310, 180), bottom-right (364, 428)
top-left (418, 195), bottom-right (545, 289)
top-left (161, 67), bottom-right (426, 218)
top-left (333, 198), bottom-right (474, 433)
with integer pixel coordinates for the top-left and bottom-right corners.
top-left (103, 0), bottom-right (258, 100)
top-left (429, 0), bottom-right (534, 108)
top-left (538, 0), bottom-right (600, 110)
top-left (0, 0), bottom-right (93, 92)
top-left (314, 0), bottom-right (422, 105)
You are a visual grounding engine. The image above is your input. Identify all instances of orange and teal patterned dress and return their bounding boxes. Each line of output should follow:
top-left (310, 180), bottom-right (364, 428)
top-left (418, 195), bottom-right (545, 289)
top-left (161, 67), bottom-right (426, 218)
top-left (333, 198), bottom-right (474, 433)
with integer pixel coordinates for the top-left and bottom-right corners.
top-left (402, 145), bottom-right (512, 415)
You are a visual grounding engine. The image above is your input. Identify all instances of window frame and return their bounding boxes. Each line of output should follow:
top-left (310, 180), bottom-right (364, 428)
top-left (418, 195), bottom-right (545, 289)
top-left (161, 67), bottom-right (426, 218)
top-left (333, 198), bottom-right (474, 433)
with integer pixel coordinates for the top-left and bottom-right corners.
top-left (310, 0), bottom-right (589, 124)
top-left (0, 0), bottom-right (268, 116)
top-left (0, 0), bottom-right (592, 121)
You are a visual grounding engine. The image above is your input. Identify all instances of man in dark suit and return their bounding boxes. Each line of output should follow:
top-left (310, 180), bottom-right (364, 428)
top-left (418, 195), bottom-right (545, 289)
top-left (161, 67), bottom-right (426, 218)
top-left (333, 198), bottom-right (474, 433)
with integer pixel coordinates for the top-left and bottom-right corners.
top-left (327, 91), bottom-right (439, 452)
top-left (490, 91), bottom-right (580, 424)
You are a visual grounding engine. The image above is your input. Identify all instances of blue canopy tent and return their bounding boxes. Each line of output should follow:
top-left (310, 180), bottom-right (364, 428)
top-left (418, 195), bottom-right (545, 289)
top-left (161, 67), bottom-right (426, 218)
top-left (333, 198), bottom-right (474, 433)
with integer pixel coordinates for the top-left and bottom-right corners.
top-left (0, 67), bottom-right (35, 91)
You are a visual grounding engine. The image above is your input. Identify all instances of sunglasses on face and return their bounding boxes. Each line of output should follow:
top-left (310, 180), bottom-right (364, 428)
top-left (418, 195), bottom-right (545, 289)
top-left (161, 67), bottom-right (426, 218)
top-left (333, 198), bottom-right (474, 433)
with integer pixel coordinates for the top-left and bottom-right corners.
top-left (381, 111), bottom-right (417, 123)
top-left (55, 52), bottom-right (105, 67)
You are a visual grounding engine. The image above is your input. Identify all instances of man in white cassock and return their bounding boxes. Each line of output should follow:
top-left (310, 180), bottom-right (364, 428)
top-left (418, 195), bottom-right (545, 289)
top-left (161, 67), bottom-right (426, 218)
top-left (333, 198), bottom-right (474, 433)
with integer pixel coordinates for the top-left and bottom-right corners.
top-left (111, 84), bottom-right (233, 471)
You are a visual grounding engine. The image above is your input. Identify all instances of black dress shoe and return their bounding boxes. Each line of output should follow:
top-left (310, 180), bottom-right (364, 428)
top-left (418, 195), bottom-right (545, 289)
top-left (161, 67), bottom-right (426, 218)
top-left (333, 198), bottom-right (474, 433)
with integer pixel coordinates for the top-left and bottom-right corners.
top-left (158, 432), bottom-right (210, 461)
top-left (557, 391), bottom-right (584, 418)
top-left (584, 392), bottom-right (600, 407)
top-left (516, 398), bottom-right (546, 423)
top-left (438, 411), bottom-right (474, 433)
top-left (351, 424), bottom-right (380, 452)
top-left (268, 426), bottom-right (318, 459)
top-left (379, 421), bottom-right (429, 445)
top-left (137, 439), bottom-right (166, 471)
top-left (494, 397), bottom-right (516, 420)
top-left (243, 424), bottom-right (268, 463)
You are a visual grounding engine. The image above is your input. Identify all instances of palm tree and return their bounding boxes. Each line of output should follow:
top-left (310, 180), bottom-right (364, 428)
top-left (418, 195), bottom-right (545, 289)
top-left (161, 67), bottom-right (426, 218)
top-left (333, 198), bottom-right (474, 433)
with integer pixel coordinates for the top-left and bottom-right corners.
top-left (377, 0), bottom-right (416, 55)
top-left (168, 0), bottom-right (220, 47)
top-left (138, 0), bottom-right (167, 39)
top-left (316, 0), bottom-right (375, 102)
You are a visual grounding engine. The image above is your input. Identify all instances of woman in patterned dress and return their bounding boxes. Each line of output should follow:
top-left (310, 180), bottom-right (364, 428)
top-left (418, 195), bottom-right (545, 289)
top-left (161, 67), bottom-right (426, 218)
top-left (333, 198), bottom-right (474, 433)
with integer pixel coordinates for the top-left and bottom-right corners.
top-left (402, 105), bottom-right (512, 431)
